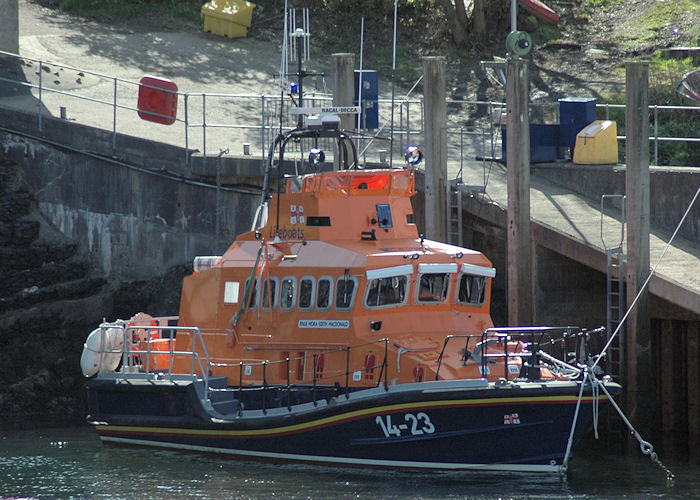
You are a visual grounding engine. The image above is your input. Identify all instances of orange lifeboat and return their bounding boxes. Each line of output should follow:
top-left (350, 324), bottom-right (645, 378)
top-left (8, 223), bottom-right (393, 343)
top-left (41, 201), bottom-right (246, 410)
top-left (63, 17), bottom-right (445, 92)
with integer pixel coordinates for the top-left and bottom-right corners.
top-left (81, 108), bottom-right (619, 472)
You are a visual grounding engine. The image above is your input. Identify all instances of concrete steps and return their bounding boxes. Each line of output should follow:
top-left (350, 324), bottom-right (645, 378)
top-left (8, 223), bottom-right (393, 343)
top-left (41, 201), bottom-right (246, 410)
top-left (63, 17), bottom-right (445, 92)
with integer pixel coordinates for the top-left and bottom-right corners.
top-left (0, 240), bottom-right (80, 279)
top-left (0, 154), bottom-right (114, 428)
top-left (0, 255), bottom-right (91, 297)
top-left (0, 276), bottom-right (107, 315)
top-left (0, 218), bottom-right (40, 247)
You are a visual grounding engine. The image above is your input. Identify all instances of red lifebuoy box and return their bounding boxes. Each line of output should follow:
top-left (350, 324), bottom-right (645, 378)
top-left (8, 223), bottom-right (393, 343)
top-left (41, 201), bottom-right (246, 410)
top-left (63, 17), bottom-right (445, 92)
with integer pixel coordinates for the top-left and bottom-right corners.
top-left (137, 76), bottom-right (178, 125)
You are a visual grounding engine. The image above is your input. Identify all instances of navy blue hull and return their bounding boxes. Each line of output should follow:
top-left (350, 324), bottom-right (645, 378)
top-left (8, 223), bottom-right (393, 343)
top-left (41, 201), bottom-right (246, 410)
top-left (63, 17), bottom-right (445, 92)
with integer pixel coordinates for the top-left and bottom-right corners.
top-left (87, 378), bottom-right (615, 472)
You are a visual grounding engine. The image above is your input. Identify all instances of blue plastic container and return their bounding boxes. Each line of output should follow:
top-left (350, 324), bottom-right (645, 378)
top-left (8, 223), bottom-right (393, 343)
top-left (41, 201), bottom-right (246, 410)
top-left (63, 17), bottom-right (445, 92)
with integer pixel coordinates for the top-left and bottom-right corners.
top-left (559, 97), bottom-right (597, 149)
top-left (354, 70), bottom-right (378, 129)
top-left (501, 124), bottom-right (564, 163)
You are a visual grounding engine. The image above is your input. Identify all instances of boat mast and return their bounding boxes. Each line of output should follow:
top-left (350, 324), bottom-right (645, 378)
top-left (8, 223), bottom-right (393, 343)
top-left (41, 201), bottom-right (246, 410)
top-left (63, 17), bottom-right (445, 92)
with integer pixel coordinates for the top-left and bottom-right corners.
top-left (356, 17), bottom-right (364, 163)
top-left (294, 27), bottom-right (307, 129)
top-left (389, 0), bottom-right (398, 169)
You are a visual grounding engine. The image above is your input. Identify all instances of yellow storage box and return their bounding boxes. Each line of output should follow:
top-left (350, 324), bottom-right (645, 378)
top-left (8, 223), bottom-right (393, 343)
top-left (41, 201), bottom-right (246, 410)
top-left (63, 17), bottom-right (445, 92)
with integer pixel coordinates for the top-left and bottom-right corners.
top-left (202, 0), bottom-right (256, 38)
top-left (573, 120), bottom-right (618, 165)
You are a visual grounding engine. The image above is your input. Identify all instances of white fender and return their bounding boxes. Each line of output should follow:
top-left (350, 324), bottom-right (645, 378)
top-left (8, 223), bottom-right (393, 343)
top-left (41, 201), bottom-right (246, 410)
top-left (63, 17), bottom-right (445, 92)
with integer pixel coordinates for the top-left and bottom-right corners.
top-left (80, 324), bottom-right (125, 377)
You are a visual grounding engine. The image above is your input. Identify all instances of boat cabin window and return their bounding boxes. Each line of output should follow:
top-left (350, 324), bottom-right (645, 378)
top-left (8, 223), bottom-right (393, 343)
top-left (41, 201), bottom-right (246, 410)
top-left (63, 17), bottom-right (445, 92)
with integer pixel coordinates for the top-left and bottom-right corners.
top-left (351, 174), bottom-right (390, 190)
top-left (457, 274), bottom-right (487, 306)
top-left (287, 176), bottom-right (304, 193)
top-left (223, 281), bottom-right (240, 304)
top-left (335, 276), bottom-right (358, 311)
top-left (376, 204), bottom-right (393, 228)
top-left (244, 277), bottom-right (259, 310)
top-left (391, 170), bottom-right (413, 192)
top-left (365, 276), bottom-right (407, 308)
top-left (262, 277), bottom-right (279, 310)
top-left (299, 277), bottom-right (314, 311)
top-left (280, 277), bottom-right (296, 311)
top-left (417, 273), bottom-right (450, 303)
top-left (317, 277), bottom-right (333, 311)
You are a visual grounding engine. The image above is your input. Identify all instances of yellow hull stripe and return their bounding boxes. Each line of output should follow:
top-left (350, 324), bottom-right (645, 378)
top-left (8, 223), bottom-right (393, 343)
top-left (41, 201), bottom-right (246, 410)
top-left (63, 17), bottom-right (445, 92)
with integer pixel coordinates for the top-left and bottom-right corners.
top-left (99, 394), bottom-right (602, 438)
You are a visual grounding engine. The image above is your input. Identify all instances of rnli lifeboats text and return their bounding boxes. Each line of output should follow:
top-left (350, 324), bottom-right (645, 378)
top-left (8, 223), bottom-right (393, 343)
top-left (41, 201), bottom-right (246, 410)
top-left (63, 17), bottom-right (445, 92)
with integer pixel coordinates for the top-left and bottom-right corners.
top-left (298, 320), bottom-right (350, 329)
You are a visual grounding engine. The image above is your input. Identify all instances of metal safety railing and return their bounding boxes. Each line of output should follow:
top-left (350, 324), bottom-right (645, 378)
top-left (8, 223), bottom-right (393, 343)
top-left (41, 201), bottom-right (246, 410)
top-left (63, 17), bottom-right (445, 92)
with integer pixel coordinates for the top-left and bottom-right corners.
top-left (93, 318), bottom-right (211, 385)
top-left (598, 102), bottom-right (700, 166)
top-left (1, 50), bottom-right (698, 172)
top-left (435, 326), bottom-right (603, 382)
top-left (92, 317), bottom-right (392, 414)
top-left (92, 318), bottom-right (217, 408)
top-left (208, 338), bottom-right (390, 414)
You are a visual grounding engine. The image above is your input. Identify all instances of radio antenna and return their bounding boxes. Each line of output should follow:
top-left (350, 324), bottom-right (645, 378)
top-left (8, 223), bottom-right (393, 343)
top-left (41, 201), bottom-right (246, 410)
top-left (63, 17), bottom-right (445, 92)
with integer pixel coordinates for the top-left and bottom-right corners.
top-left (389, 0), bottom-right (398, 169)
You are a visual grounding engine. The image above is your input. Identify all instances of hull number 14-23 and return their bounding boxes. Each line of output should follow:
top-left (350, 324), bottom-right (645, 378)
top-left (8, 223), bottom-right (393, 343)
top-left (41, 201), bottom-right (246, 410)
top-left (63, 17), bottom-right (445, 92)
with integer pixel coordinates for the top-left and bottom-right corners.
top-left (375, 412), bottom-right (435, 438)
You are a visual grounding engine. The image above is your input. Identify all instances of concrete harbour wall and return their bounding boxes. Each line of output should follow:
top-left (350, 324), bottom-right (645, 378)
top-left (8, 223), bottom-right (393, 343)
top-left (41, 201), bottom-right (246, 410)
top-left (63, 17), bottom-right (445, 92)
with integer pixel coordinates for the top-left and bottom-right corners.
top-left (2, 107), bottom-right (698, 284)
top-left (0, 0), bottom-right (19, 55)
top-left (533, 163), bottom-right (700, 243)
top-left (1, 115), bottom-right (260, 280)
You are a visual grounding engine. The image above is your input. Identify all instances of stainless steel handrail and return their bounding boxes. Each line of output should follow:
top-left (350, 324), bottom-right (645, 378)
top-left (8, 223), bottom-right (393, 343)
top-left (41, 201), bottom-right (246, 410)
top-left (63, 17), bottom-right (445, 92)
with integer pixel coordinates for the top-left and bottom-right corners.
top-left (2, 50), bottom-right (697, 168)
top-left (94, 319), bottom-right (212, 401)
top-left (435, 326), bottom-right (596, 382)
top-left (210, 338), bottom-right (390, 412)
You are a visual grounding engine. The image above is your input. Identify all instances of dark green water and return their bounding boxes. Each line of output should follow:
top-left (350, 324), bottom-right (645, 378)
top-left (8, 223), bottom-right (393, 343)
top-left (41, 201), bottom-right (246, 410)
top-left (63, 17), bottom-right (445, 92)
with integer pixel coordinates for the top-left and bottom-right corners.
top-left (1, 426), bottom-right (698, 499)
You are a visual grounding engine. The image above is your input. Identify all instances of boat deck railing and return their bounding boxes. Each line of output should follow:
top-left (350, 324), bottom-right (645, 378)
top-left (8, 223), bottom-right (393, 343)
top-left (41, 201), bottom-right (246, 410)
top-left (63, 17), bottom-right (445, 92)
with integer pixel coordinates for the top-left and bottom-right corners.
top-left (436, 326), bottom-right (599, 382)
top-left (94, 319), bottom-right (394, 412)
top-left (209, 338), bottom-right (391, 413)
top-left (94, 319), bottom-right (602, 412)
top-left (2, 50), bottom-right (698, 169)
top-left (94, 317), bottom-right (212, 391)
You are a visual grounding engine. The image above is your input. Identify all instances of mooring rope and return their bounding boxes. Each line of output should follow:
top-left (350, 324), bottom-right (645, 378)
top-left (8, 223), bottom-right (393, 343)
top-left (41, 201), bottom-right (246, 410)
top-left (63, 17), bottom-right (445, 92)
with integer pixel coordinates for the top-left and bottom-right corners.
top-left (596, 379), bottom-right (676, 486)
top-left (537, 350), bottom-right (581, 379)
top-left (561, 368), bottom-right (675, 485)
top-left (561, 368), bottom-right (588, 473)
top-left (591, 372), bottom-right (600, 439)
top-left (561, 186), bottom-right (699, 483)
top-left (592, 184), bottom-right (700, 372)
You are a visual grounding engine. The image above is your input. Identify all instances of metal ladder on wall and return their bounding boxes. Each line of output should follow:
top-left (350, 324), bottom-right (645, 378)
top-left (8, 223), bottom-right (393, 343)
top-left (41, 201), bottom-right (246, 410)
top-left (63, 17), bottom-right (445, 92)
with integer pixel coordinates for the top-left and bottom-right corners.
top-left (447, 179), bottom-right (464, 245)
top-left (446, 126), bottom-right (490, 246)
top-left (600, 194), bottom-right (626, 384)
top-left (600, 194), bottom-right (628, 449)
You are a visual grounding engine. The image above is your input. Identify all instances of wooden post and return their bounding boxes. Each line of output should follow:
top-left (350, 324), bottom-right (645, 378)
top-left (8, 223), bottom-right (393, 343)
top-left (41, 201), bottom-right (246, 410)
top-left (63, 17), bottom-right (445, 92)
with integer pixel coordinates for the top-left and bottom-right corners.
top-left (625, 61), bottom-right (652, 433)
top-left (506, 58), bottom-right (534, 326)
top-left (332, 53), bottom-right (355, 131)
top-left (660, 320), bottom-right (675, 439)
top-left (422, 56), bottom-right (447, 243)
top-left (688, 321), bottom-right (700, 462)
top-left (0, 0), bottom-right (19, 54)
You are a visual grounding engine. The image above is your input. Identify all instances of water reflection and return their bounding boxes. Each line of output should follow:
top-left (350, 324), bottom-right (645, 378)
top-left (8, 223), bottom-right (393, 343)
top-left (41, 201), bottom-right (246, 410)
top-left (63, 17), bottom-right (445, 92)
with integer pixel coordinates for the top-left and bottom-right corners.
top-left (1, 426), bottom-right (697, 499)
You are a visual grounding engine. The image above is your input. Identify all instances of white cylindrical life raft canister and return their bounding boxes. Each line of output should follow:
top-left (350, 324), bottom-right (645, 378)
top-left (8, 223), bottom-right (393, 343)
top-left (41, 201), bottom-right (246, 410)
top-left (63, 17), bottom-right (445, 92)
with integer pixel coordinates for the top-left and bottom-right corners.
top-left (80, 324), bottom-right (124, 377)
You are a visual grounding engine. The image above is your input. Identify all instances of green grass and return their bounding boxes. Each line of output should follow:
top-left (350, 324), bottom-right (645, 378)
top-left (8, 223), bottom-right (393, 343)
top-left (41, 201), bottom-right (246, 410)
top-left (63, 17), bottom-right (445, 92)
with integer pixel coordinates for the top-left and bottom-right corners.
top-left (620, 0), bottom-right (700, 47)
top-left (579, 0), bottom-right (700, 49)
top-left (577, 0), bottom-right (624, 23)
top-left (581, 0), bottom-right (624, 12)
top-left (603, 54), bottom-right (699, 166)
top-left (637, 0), bottom-right (700, 35)
top-left (648, 54), bottom-right (697, 102)
top-left (647, 54), bottom-right (699, 166)
top-left (530, 21), bottom-right (562, 46)
top-left (364, 46), bottom-right (421, 84)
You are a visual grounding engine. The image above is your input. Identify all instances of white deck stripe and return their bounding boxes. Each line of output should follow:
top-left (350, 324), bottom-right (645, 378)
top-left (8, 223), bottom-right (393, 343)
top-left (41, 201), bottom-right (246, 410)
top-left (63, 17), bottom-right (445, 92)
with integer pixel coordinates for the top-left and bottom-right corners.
top-left (100, 436), bottom-right (561, 473)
